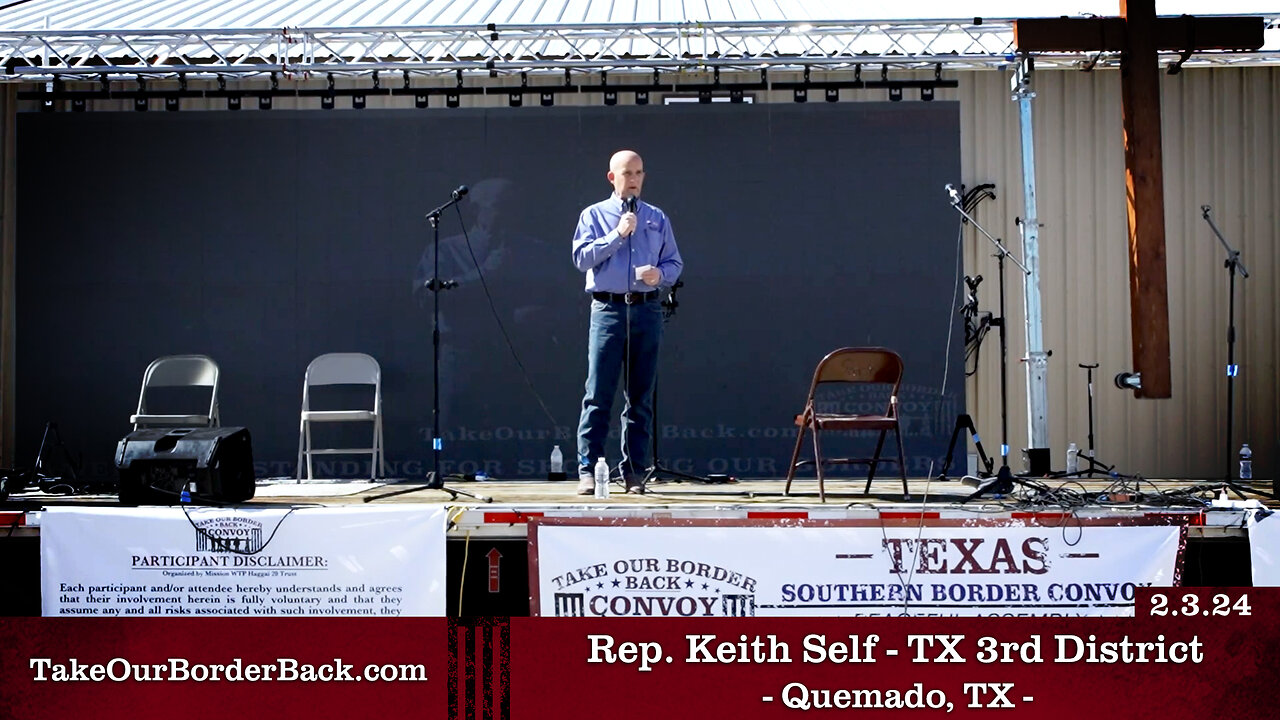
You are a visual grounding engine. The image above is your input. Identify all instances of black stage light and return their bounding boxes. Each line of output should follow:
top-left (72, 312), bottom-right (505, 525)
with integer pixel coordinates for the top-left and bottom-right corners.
top-left (1114, 371), bottom-right (1142, 391)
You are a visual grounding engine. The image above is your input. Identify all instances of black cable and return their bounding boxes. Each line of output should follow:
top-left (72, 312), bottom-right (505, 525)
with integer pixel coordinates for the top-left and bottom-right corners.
top-left (889, 202), bottom-right (971, 617)
top-left (451, 202), bottom-right (561, 430)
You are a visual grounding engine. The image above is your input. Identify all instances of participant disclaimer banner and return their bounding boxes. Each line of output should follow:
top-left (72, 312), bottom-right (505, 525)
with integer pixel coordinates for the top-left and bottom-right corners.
top-left (1249, 509), bottom-right (1280, 586)
top-left (530, 519), bottom-right (1184, 617)
top-left (40, 505), bottom-right (448, 617)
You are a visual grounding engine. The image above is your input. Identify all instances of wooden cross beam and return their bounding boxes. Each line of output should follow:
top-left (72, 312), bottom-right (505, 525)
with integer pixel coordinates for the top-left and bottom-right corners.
top-left (1014, 3), bottom-right (1264, 399)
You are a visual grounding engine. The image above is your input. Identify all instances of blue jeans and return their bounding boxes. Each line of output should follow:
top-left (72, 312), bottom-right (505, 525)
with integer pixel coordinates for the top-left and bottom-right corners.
top-left (577, 297), bottom-right (663, 478)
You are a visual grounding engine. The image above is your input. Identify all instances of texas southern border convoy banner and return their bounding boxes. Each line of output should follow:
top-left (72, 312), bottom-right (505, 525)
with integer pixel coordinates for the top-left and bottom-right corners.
top-left (531, 520), bottom-right (1184, 617)
top-left (40, 505), bottom-right (448, 617)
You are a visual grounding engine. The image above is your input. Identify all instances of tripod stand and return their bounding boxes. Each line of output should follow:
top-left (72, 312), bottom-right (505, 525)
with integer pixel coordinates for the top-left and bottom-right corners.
top-left (1068, 363), bottom-right (1116, 478)
top-left (643, 281), bottom-right (712, 486)
top-left (367, 185), bottom-right (488, 504)
top-left (938, 274), bottom-right (996, 481)
top-left (1201, 205), bottom-right (1249, 483)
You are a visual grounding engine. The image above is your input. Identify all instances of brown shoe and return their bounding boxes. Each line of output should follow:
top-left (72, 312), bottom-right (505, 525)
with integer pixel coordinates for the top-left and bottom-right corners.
top-left (576, 475), bottom-right (596, 495)
top-left (625, 477), bottom-right (646, 495)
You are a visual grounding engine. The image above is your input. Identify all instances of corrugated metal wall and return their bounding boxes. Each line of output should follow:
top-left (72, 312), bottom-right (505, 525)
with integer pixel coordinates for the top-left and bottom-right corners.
top-left (2, 66), bottom-right (1276, 479)
top-left (956, 66), bottom-right (1279, 480)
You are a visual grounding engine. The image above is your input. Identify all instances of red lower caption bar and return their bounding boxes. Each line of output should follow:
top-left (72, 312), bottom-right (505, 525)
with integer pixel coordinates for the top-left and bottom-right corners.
top-left (0, 618), bottom-right (447, 720)
top-left (509, 588), bottom-right (1280, 719)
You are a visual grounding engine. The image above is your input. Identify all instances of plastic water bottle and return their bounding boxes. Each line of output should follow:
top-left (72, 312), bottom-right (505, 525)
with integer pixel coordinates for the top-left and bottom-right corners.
top-left (594, 457), bottom-right (610, 499)
top-left (550, 445), bottom-right (565, 481)
top-left (1065, 443), bottom-right (1079, 475)
top-left (1239, 444), bottom-right (1252, 481)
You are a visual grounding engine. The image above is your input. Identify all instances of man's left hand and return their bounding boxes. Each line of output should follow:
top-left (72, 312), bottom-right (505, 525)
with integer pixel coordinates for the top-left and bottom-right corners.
top-left (639, 266), bottom-right (662, 286)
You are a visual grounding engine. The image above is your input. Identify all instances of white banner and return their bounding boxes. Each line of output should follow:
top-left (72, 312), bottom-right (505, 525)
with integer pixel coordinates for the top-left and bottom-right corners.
top-left (1248, 510), bottom-right (1280, 586)
top-left (533, 522), bottom-right (1183, 617)
top-left (41, 505), bottom-right (448, 617)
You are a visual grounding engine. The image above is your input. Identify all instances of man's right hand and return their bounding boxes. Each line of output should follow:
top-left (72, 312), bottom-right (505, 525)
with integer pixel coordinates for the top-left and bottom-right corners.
top-left (617, 212), bottom-right (637, 238)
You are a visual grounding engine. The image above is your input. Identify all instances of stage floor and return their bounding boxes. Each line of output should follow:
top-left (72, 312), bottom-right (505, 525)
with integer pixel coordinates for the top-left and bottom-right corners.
top-left (251, 474), bottom-right (1275, 507)
top-left (5, 475), bottom-right (1273, 540)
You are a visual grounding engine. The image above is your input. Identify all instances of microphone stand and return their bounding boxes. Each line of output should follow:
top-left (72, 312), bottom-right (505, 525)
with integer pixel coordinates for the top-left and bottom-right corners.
top-left (1201, 205), bottom-right (1250, 484)
top-left (946, 187), bottom-right (1027, 470)
top-left (365, 187), bottom-right (489, 504)
top-left (943, 187), bottom-right (1045, 504)
top-left (643, 281), bottom-right (713, 486)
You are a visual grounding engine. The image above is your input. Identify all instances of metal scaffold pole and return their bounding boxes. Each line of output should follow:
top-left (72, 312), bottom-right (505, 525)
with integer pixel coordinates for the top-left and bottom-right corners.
top-left (1011, 54), bottom-right (1051, 473)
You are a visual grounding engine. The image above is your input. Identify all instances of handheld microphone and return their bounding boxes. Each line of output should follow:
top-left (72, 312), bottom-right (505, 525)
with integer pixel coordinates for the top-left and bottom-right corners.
top-left (945, 183), bottom-right (961, 204)
top-left (452, 185), bottom-right (469, 201)
top-left (624, 196), bottom-right (638, 213)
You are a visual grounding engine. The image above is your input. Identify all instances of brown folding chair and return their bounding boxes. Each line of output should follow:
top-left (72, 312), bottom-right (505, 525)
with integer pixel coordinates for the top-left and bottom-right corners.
top-left (784, 347), bottom-right (911, 502)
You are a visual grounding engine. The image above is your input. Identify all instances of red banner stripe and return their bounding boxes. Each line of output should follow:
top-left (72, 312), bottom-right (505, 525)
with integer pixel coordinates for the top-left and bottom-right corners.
top-left (482, 512), bottom-right (544, 524)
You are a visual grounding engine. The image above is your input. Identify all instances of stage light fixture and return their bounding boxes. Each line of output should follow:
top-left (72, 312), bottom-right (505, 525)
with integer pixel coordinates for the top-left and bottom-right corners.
top-left (508, 92), bottom-right (522, 107)
top-left (258, 95), bottom-right (272, 110)
top-left (165, 96), bottom-right (179, 111)
top-left (825, 87), bottom-right (838, 102)
top-left (72, 97), bottom-right (85, 111)
top-left (321, 94), bottom-right (335, 109)
top-left (447, 92), bottom-right (460, 108)
top-left (415, 93), bottom-right (428, 108)
top-left (889, 86), bottom-right (903, 102)
top-left (134, 96), bottom-right (148, 111)
top-left (635, 90), bottom-right (649, 105)
top-left (353, 94), bottom-right (366, 109)
top-left (698, 88), bottom-right (711, 103)
top-left (730, 88), bottom-right (744, 103)
top-left (921, 86), bottom-right (935, 101)
top-left (604, 90), bottom-right (617, 106)
top-left (1114, 371), bottom-right (1142, 391)
top-left (540, 91), bottom-right (553, 106)
top-left (228, 95), bottom-right (241, 110)
top-left (793, 87), bottom-right (807, 103)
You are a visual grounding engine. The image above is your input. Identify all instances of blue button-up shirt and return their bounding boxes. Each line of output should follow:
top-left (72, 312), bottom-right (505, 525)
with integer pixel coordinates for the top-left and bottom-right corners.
top-left (571, 195), bottom-right (684, 293)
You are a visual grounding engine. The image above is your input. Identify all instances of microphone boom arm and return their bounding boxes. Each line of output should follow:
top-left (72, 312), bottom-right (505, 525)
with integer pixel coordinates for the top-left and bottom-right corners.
top-left (947, 189), bottom-right (1029, 274)
top-left (1201, 205), bottom-right (1249, 278)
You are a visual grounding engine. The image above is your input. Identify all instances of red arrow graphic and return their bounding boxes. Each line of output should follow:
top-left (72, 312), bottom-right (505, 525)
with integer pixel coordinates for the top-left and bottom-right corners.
top-left (487, 548), bottom-right (502, 593)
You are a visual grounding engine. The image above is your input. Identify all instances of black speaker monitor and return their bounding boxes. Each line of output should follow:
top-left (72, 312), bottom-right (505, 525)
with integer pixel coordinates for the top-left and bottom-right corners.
top-left (116, 426), bottom-right (256, 505)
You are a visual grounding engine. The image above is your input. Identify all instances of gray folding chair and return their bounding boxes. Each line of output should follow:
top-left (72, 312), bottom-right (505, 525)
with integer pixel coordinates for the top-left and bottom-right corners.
top-left (296, 353), bottom-right (385, 481)
top-left (130, 355), bottom-right (220, 430)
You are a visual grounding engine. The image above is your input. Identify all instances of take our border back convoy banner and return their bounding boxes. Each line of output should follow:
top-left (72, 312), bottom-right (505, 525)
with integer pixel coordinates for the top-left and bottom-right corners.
top-left (40, 505), bottom-right (449, 617)
top-left (530, 519), bottom-right (1185, 617)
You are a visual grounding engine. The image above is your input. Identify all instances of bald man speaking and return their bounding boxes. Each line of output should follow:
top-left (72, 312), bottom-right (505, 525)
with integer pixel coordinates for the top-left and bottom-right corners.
top-left (571, 150), bottom-right (684, 495)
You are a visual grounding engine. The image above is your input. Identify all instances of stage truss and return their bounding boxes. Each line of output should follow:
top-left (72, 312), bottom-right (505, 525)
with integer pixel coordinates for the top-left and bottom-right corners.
top-left (1, 17), bottom-right (1278, 83)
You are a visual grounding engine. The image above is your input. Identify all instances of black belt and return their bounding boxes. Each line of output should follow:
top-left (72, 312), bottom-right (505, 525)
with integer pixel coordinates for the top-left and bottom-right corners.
top-left (592, 291), bottom-right (658, 304)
